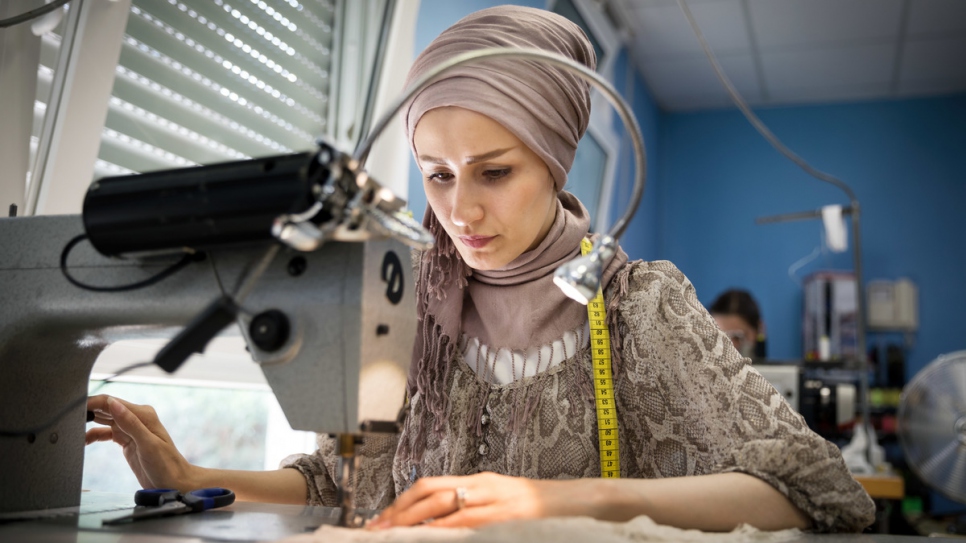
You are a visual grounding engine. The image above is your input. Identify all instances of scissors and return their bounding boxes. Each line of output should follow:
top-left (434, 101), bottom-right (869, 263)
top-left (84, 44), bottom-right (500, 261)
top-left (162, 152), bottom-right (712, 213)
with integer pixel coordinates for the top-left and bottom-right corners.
top-left (102, 487), bottom-right (235, 525)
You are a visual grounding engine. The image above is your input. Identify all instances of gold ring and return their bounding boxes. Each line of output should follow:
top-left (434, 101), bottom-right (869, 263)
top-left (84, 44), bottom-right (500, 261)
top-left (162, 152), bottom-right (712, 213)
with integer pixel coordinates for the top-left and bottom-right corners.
top-left (454, 486), bottom-right (468, 510)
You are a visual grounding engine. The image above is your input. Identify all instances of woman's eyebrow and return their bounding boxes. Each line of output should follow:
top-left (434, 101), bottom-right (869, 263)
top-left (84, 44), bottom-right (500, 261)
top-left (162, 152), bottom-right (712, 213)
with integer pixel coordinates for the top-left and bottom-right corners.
top-left (418, 147), bottom-right (515, 166)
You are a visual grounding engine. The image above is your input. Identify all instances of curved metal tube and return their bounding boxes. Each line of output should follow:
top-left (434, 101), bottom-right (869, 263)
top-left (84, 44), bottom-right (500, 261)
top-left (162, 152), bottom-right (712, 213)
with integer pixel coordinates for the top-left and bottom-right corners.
top-left (353, 47), bottom-right (647, 242)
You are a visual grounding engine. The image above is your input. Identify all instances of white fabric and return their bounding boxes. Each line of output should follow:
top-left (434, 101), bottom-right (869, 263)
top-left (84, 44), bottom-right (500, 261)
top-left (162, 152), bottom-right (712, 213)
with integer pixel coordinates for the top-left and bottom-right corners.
top-left (821, 204), bottom-right (848, 252)
top-left (278, 515), bottom-right (803, 543)
top-left (461, 323), bottom-right (590, 385)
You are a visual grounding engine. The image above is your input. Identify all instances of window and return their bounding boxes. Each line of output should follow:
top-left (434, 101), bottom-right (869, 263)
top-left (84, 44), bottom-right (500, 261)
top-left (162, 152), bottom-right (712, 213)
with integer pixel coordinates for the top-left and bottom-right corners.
top-left (549, 0), bottom-right (622, 232)
top-left (4, 0), bottom-right (398, 493)
top-left (36, 0), bottom-right (337, 182)
top-left (565, 129), bottom-right (610, 230)
top-left (83, 380), bottom-right (315, 494)
top-left (23, 0), bottom-right (397, 214)
top-left (551, 0), bottom-right (605, 68)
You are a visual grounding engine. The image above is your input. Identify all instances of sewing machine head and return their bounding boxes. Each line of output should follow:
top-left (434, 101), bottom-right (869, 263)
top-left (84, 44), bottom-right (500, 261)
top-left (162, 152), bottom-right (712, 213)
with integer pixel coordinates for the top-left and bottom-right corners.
top-left (0, 143), bottom-right (427, 517)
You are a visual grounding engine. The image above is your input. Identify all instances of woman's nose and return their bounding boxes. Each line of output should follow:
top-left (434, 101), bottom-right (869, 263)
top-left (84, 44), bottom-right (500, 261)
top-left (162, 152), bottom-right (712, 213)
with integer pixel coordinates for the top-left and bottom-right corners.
top-left (449, 180), bottom-right (484, 227)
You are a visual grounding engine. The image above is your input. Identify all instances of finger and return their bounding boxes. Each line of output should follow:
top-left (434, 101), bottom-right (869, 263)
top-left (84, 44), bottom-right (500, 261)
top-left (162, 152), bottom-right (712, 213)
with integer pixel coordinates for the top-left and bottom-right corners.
top-left (91, 395), bottom-right (153, 422)
top-left (428, 505), bottom-right (500, 529)
top-left (87, 394), bottom-right (111, 411)
top-left (89, 394), bottom-right (150, 424)
top-left (87, 396), bottom-right (113, 420)
top-left (375, 475), bottom-right (491, 527)
top-left (111, 397), bottom-right (174, 443)
top-left (87, 394), bottom-right (128, 413)
top-left (108, 396), bottom-right (150, 417)
top-left (108, 421), bottom-right (134, 448)
top-left (85, 427), bottom-right (113, 445)
top-left (388, 476), bottom-right (471, 512)
top-left (108, 397), bottom-right (161, 447)
top-left (111, 399), bottom-right (175, 443)
top-left (382, 488), bottom-right (472, 527)
top-left (90, 413), bottom-right (115, 426)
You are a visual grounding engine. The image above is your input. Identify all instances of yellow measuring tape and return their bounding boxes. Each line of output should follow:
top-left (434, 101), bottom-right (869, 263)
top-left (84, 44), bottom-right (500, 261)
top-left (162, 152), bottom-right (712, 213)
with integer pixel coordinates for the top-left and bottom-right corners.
top-left (580, 238), bottom-right (620, 478)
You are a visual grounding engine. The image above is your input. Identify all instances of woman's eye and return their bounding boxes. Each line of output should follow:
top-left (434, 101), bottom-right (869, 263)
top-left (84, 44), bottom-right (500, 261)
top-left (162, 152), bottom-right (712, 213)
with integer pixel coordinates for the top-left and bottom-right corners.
top-left (427, 172), bottom-right (453, 183)
top-left (483, 168), bottom-right (511, 181)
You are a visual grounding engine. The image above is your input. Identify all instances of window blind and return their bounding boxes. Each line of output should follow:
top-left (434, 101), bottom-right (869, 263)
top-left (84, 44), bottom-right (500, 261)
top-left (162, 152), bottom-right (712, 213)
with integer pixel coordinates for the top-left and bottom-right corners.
top-left (33, 0), bottom-right (339, 180)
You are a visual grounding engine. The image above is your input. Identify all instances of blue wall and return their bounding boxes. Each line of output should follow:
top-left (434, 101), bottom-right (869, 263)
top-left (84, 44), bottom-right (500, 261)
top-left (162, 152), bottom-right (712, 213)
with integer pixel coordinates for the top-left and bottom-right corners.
top-left (660, 95), bottom-right (966, 378)
top-left (609, 46), bottom-right (662, 261)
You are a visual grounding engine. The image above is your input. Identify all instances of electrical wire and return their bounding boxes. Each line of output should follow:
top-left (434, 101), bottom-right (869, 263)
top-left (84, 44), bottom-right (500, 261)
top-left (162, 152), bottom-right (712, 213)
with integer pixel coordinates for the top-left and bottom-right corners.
top-left (0, 360), bottom-right (153, 438)
top-left (232, 244), bottom-right (279, 302)
top-left (787, 246), bottom-right (822, 286)
top-left (0, 0), bottom-right (71, 28)
top-left (675, 0), bottom-right (857, 202)
top-left (786, 226), bottom-right (835, 286)
top-left (60, 234), bottom-right (197, 293)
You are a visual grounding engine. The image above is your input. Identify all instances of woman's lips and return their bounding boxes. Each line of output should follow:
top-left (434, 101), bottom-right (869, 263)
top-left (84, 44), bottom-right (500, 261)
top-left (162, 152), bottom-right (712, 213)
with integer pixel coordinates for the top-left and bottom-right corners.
top-left (459, 235), bottom-right (495, 249)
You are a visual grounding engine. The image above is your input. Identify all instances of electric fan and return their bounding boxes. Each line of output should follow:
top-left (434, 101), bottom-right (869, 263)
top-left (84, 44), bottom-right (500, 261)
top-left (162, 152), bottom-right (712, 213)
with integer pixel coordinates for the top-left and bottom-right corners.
top-left (898, 350), bottom-right (966, 504)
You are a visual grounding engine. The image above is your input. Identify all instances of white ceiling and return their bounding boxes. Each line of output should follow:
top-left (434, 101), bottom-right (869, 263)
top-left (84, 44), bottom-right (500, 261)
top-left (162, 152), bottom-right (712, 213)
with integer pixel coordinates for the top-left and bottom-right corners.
top-left (606, 0), bottom-right (966, 111)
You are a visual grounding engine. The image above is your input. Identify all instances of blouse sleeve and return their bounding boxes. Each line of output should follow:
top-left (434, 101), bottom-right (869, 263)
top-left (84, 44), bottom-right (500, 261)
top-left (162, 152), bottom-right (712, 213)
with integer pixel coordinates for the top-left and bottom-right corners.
top-left (280, 432), bottom-right (399, 510)
top-left (613, 260), bottom-right (875, 533)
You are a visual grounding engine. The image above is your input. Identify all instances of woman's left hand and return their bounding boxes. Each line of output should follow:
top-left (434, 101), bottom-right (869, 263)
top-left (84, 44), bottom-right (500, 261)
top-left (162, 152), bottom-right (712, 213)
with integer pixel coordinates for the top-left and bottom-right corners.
top-left (368, 472), bottom-right (600, 529)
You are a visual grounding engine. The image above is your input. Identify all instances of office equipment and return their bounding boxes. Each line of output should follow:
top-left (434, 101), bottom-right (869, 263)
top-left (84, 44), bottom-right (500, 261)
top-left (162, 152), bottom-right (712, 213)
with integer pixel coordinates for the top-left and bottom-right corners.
top-left (803, 272), bottom-right (858, 362)
top-left (794, 366), bottom-right (858, 443)
top-left (867, 278), bottom-right (918, 332)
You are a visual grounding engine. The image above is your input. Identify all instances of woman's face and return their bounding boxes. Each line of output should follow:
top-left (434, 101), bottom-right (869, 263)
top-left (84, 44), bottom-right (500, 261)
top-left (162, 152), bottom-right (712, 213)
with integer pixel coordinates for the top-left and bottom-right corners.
top-left (713, 313), bottom-right (758, 357)
top-left (414, 107), bottom-right (557, 271)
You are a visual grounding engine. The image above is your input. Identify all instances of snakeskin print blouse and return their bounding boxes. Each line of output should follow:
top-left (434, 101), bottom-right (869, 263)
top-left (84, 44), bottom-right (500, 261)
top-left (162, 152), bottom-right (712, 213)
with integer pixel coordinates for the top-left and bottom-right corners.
top-left (283, 260), bottom-right (875, 532)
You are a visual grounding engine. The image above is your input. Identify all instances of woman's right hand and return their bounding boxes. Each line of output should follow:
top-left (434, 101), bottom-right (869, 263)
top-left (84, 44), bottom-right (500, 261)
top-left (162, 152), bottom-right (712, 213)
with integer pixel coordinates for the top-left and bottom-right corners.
top-left (86, 395), bottom-right (198, 492)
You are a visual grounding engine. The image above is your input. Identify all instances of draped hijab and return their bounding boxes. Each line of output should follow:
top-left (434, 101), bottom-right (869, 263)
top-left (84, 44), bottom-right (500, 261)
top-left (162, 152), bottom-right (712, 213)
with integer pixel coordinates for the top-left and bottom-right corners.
top-left (403, 6), bottom-right (628, 437)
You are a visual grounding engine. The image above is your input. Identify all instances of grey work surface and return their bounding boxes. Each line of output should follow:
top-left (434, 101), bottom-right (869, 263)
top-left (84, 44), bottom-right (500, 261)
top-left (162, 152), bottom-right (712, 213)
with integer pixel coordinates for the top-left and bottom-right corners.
top-left (0, 492), bottom-right (346, 542)
top-left (0, 494), bottom-right (960, 543)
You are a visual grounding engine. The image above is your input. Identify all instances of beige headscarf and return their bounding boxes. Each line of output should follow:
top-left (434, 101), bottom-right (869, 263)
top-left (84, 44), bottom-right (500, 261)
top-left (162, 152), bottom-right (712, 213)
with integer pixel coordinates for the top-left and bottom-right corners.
top-left (405, 6), bottom-right (628, 437)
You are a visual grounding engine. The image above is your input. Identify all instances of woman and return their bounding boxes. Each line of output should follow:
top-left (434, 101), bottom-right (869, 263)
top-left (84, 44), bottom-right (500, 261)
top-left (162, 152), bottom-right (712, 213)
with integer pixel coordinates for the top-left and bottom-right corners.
top-left (87, 5), bottom-right (874, 533)
top-left (709, 289), bottom-right (766, 359)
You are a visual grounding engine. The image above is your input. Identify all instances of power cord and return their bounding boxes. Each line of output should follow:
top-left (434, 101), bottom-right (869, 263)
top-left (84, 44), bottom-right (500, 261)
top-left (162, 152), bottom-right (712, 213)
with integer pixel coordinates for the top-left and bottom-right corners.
top-left (6, 239), bottom-right (273, 435)
top-left (60, 234), bottom-right (199, 293)
top-left (675, 0), bottom-right (858, 201)
top-left (0, 360), bottom-right (153, 438)
top-left (0, 0), bottom-right (72, 28)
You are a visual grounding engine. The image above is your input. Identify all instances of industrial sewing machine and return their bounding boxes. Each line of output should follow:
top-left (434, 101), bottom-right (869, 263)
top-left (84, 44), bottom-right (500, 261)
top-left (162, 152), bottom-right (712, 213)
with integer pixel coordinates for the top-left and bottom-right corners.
top-left (0, 142), bottom-right (431, 528)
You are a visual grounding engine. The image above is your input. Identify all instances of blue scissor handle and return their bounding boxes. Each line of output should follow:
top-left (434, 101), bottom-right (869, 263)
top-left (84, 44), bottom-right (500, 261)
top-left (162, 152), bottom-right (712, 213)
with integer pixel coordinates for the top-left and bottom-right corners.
top-left (134, 488), bottom-right (235, 511)
top-left (134, 488), bottom-right (181, 507)
top-left (181, 488), bottom-right (236, 511)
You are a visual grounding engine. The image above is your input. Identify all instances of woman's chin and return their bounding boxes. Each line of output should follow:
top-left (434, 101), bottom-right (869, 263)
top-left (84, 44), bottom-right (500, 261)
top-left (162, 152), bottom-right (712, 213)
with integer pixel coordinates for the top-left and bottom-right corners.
top-left (458, 249), bottom-right (510, 272)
